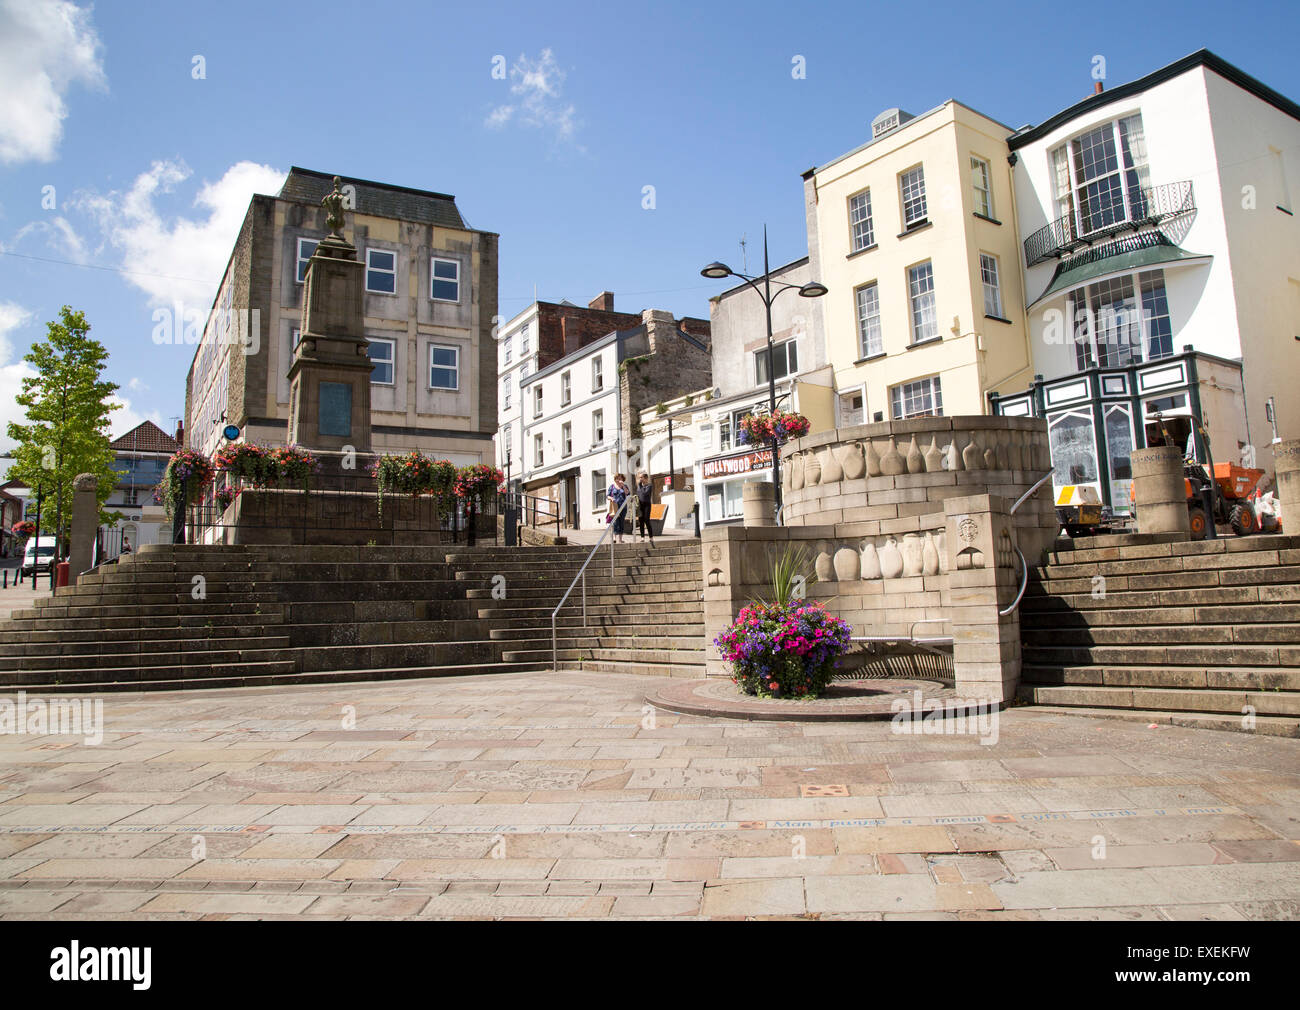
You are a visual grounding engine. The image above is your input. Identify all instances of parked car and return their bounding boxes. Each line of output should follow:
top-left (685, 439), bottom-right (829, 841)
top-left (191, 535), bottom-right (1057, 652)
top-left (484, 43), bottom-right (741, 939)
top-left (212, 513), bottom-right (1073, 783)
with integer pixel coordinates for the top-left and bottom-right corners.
top-left (21, 537), bottom-right (56, 577)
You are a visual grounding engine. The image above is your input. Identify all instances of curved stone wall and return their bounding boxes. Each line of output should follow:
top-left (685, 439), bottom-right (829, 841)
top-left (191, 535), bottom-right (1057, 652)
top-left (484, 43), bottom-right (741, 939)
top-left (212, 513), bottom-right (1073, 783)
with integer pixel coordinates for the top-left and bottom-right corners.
top-left (780, 415), bottom-right (1055, 558)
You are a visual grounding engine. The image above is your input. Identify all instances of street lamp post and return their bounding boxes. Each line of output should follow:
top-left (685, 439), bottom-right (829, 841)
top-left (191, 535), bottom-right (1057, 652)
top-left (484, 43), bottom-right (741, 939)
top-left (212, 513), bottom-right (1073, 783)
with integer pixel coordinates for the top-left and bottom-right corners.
top-left (701, 226), bottom-right (826, 522)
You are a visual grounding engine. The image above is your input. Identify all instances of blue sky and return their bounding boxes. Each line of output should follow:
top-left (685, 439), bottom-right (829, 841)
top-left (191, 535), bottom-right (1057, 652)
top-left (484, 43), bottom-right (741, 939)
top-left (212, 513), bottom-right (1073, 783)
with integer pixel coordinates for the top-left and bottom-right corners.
top-left (1, 0), bottom-right (1297, 445)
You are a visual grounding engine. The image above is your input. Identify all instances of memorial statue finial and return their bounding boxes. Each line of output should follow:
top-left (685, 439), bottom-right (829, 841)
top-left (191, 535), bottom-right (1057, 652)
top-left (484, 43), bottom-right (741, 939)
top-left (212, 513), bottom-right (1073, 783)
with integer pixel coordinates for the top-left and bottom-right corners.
top-left (322, 176), bottom-right (347, 239)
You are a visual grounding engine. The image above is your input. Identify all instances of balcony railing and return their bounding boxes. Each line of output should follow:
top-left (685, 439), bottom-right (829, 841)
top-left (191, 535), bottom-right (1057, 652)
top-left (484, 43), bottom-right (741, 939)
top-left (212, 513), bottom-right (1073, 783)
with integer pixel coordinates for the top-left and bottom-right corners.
top-left (1023, 180), bottom-right (1195, 267)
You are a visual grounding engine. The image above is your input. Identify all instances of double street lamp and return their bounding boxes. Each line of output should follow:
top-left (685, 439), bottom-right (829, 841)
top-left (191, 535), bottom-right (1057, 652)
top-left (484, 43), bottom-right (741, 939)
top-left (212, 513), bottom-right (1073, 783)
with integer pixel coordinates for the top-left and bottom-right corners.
top-left (701, 226), bottom-right (826, 521)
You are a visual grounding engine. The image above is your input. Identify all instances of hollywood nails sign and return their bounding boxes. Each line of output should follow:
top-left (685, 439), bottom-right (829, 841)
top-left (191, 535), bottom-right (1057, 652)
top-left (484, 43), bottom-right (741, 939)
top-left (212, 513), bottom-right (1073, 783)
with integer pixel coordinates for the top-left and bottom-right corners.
top-left (701, 450), bottom-right (772, 479)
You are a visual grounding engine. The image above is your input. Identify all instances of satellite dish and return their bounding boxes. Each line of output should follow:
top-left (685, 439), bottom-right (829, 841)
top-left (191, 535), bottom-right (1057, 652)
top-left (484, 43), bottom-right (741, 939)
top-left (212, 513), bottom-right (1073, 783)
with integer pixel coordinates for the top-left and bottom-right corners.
top-left (222, 424), bottom-right (241, 441)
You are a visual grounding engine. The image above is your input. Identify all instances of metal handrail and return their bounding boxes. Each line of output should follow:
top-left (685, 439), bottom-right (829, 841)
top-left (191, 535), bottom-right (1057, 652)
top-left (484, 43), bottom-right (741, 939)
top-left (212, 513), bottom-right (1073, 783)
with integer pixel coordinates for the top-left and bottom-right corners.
top-left (1010, 470), bottom-right (1055, 516)
top-left (513, 490), bottom-right (562, 540)
top-left (1001, 469), bottom-right (1054, 616)
top-left (551, 496), bottom-right (630, 670)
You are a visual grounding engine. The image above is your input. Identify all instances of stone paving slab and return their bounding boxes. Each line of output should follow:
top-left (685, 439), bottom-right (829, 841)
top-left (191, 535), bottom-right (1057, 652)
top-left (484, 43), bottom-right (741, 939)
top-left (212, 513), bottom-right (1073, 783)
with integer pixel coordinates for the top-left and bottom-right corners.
top-left (0, 670), bottom-right (1297, 920)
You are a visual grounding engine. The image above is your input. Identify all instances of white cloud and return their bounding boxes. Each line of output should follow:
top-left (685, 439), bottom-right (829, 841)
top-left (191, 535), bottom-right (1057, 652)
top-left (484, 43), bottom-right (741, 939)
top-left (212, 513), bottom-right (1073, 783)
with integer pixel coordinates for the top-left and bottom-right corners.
top-left (107, 394), bottom-right (163, 441)
top-left (0, 0), bottom-right (106, 165)
top-left (11, 214), bottom-right (88, 261)
top-left (486, 50), bottom-right (579, 144)
top-left (0, 301), bottom-right (37, 446)
top-left (79, 159), bottom-right (287, 308)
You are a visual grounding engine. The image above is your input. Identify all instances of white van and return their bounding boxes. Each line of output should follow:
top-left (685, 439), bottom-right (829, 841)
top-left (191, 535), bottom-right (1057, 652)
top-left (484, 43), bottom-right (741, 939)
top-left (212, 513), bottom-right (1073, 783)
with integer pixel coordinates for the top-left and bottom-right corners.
top-left (21, 537), bottom-right (57, 577)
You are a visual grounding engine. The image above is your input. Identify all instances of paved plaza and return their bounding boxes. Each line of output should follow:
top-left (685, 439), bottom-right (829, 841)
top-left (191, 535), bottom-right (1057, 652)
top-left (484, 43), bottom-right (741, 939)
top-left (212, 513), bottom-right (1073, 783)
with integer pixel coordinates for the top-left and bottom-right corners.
top-left (0, 670), bottom-right (1297, 920)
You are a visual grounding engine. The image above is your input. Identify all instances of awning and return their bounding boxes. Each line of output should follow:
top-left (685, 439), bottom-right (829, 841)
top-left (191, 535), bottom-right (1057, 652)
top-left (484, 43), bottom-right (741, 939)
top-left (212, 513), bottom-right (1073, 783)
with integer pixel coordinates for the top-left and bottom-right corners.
top-left (1029, 235), bottom-right (1212, 308)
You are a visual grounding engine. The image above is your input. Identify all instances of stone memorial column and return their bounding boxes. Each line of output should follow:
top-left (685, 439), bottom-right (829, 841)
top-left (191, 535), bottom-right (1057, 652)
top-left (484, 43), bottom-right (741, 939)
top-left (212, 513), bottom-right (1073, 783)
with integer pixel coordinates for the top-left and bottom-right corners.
top-left (67, 473), bottom-right (100, 586)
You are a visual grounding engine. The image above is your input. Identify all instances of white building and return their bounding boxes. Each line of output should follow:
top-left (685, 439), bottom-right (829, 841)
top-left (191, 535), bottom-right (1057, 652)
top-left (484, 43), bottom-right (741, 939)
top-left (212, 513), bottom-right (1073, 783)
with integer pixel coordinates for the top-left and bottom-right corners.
top-left (494, 304), bottom-right (538, 491)
top-left (996, 50), bottom-right (1300, 507)
top-left (518, 328), bottom-right (628, 530)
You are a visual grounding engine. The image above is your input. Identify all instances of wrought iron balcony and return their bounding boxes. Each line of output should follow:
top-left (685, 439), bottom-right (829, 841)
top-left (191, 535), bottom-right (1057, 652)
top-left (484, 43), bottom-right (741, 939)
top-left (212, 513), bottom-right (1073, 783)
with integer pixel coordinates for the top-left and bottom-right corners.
top-left (1023, 180), bottom-right (1195, 267)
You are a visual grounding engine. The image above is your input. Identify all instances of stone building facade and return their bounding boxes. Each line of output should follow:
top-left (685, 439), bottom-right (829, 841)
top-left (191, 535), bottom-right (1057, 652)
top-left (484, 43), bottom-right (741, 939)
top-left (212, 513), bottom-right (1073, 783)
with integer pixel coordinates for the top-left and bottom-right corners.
top-left (184, 167), bottom-right (498, 465)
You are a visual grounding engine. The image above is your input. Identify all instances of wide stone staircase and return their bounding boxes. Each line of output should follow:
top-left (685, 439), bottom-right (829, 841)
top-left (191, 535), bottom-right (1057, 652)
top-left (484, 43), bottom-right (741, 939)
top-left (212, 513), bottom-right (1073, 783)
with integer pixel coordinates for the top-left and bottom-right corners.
top-left (1018, 533), bottom-right (1300, 736)
top-left (0, 541), bottom-right (706, 692)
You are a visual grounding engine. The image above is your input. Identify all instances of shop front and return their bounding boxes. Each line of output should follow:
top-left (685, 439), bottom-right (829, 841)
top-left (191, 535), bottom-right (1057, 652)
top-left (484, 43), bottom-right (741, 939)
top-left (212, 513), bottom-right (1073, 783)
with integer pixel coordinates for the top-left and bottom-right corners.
top-left (696, 447), bottom-right (773, 525)
top-left (991, 347), bottom-right (1246, 513)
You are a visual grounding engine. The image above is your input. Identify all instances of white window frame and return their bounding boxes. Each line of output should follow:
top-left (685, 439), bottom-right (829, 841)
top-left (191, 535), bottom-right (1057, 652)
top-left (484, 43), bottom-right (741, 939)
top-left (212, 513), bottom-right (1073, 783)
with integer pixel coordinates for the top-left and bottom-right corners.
top-left (502, 376), bottom-right (511, 411)
top-left (1050, 114), bottom-right (1151, 239)
top-left (533, 385), bottom-right (543, 419)
top-left (534, 433), bottom-right (544, 467)
top-left (430, 257), bottom-right (460, 302)
top-left (755, 339), bottom-right (798, 385)
top-left (503, 334), bottom-right (512, 365)
top-left (592, 470), bottom-right (607, 509)
top-left (980, 253), bottom-right (1004, 318)
top-left (591, 355), bottom-right (603, 392)
top-left (592, 408), bottom-right (604, 445)
top-left (855, 281), bottom-right (882, 358)
top-left (907, 261), bottom-right (938, 344)
top-left (561, 422), bottom-right (572, 458)
top-left (296, 238), bottom-right (318, 284)
top-left (519, 323), bottom-right (530, 355)
top-left (428, 343), bottom-right (460, 391)
top-left (848, 189), bottom-right (874, 251)
top-left (971, 157), bottom-right (994, 218)
top-left (367, 337), bottom-right (396, 385)
top-left (899, 165), bottom-right (928, 229)
top-left (364, 248), bottom-right (397, 295)
top-left (560, 370), bottom-right (571, 407)
top-left (890, 375), bottom-right (944, 420)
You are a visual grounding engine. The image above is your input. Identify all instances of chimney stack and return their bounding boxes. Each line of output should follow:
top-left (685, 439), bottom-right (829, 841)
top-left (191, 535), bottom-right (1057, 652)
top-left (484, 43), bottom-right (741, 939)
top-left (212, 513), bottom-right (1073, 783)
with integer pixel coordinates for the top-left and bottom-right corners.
top-left (588, 291), bottom-right (615, 312)
top-left (174, 420), bottom-right (185, 446)
top-left (561, 316), bottom-right (579, 355)
top-left (1093, 81), bottom-right (1104, 95)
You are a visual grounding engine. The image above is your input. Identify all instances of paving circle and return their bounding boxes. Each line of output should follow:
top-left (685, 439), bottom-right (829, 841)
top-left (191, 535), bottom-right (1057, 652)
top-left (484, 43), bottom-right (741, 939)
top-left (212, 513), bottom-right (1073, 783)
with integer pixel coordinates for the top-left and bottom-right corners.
top-left (646, 676), bottom-right (981, 722)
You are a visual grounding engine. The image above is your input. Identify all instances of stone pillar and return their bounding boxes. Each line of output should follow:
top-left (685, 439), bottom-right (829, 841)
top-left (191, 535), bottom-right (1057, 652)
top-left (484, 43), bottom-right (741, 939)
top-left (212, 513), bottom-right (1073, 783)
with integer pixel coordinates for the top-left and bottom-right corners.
top-left (944, 494), bottom-right (1023, 704)
top-left (67, 473), bottom-right (99, 586)
top-left (1273, 439), bottom-right (1300, 530)
top-left (742, 480), bottom-right (775, 527)
top-left (1130, 446), bottom-right (1190, 537)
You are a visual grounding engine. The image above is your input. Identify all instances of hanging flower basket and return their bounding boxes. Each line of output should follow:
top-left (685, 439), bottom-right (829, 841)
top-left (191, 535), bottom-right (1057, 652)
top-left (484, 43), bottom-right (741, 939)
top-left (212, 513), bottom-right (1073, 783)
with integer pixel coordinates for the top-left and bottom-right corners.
top-left (214, 485), bottom-right (242, 510)
top-left (156, 449), bottom-right (215, 519)
top-left (369, 452), bottom-right (457, 519)
top-left (11, 519), bottom-right (35, 539)
top-left (737, 410), bottom-right (811, 446)
top-left (714, 600), bottom-right (853, 699)
top-left (453, 463), bottom-right (505, 507)
top-left (269, 444), bottom-right (319, 488)
top-left (214, 443), bottom-right (277, 487)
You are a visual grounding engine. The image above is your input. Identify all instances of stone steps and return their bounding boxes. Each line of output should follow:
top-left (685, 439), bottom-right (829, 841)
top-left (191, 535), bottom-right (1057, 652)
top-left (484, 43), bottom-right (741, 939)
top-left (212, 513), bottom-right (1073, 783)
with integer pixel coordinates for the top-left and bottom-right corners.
top-left (1020, 532), bottom-right (1300, 733)
top-left (1022, 623), bottom-right (1300, 645)
top-left (1024, 704), bottom-right (1300, 738)
top-left (1018, 680), bottom-right (1299, 718)
top-left (0, 540), bottom-right (707, 688)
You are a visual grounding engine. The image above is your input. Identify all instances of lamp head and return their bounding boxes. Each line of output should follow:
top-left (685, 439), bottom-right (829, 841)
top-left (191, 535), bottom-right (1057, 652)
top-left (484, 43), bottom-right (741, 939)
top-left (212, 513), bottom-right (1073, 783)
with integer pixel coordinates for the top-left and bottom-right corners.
top-left (799, 282), bottom-right (828, 298)
top-left (700, 262), bottom-right (733, 280)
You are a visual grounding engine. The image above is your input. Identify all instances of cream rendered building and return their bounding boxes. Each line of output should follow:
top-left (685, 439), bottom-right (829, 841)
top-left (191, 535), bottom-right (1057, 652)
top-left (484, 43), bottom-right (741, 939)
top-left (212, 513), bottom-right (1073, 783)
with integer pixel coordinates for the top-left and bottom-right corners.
top-left (803, 102), bottom-right (1033, 426)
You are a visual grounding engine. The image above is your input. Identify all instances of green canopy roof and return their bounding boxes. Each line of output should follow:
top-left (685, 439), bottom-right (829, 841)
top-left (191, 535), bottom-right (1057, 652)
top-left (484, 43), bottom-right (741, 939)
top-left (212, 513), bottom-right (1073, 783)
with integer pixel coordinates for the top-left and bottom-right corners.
top-left (1030, 236), bottom-right (1211, 307)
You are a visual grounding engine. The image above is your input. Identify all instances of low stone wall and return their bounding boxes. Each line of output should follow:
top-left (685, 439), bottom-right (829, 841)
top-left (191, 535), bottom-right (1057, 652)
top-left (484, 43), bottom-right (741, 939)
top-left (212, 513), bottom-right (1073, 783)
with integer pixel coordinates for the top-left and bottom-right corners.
top-left (703, 491), bottom-right (1024, 701)
top-left (703, 416), bottom-right (1055, 703)
top-left (222, 489), bottom-right (490, 547)
top-left (781, 415), bottom-right (1056, 563)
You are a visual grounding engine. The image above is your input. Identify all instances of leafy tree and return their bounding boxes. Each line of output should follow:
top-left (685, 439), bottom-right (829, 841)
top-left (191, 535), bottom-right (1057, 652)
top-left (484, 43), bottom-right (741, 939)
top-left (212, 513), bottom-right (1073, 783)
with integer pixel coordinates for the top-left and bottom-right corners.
top-left (4, 306), bottom-right (121, 560)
